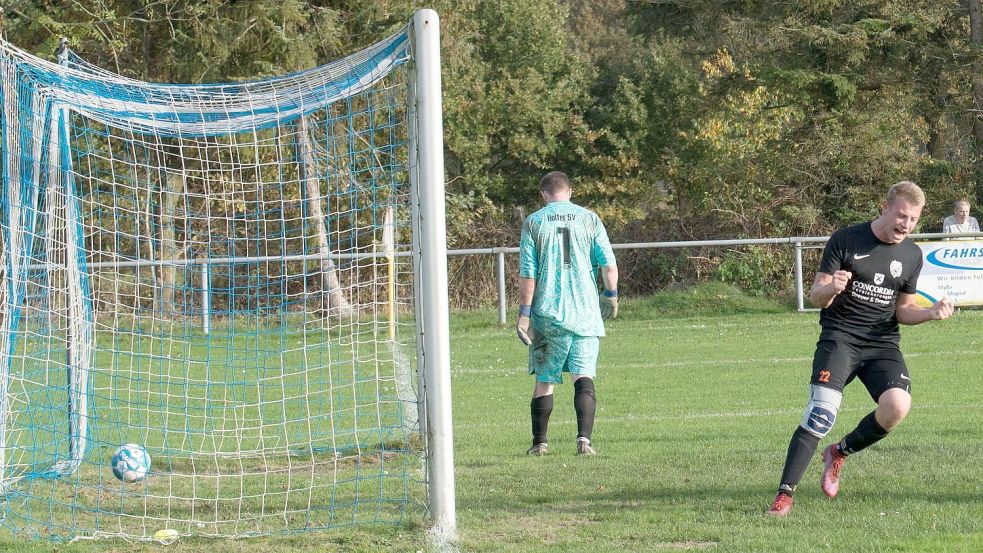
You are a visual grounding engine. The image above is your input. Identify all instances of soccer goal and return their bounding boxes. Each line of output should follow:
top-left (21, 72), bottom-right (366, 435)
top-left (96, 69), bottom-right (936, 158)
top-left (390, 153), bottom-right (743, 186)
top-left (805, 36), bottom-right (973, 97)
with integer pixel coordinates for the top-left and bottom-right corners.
top-left (0, 9), bottom-right (454, 543)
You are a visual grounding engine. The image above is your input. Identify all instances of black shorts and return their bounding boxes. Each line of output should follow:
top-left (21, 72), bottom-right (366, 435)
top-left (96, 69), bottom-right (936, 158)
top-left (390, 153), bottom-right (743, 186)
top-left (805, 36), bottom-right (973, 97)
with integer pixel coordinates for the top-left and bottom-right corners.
top-left (811, 332), bottom-right (910, 401)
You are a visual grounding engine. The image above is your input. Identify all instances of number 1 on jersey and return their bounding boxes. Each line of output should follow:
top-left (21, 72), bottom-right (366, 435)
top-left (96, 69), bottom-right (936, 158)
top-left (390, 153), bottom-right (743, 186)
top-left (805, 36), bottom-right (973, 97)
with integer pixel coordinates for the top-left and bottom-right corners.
top-left (556, 227), bottom-right (571, 265)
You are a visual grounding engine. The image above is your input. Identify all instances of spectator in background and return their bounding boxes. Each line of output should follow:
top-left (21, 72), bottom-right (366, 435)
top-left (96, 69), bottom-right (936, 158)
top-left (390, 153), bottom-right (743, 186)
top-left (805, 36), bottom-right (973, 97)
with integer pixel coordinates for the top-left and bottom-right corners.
top-left (942, 199), bottom-right (980, 235)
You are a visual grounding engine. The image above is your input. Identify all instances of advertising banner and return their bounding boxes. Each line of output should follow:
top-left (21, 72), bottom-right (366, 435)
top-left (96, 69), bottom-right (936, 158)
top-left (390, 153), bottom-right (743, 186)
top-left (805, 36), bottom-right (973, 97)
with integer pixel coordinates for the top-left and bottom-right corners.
top-left (916, 240), bottom-right (983, 306)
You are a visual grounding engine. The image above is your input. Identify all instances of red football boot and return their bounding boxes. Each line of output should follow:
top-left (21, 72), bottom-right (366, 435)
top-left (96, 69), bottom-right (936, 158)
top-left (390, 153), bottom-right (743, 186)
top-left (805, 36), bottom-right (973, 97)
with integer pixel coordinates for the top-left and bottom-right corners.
top-left (821, 444), bottom-right (847, 498)
top-left (766, 492), bottom-right (794, 517)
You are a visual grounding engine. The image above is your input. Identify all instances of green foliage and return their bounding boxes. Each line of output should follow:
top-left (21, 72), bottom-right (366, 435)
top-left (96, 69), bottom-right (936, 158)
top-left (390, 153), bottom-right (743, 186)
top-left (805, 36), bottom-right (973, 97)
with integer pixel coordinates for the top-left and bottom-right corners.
top-left (176, 0), bottom-right (323, 80)
top-left (715, 246), bottom-right (789, 296)
top-left (628, 281), bottom-right (788, 317)
top-left (439, 0), bottom-right (596, 209)
top-left (7, 0), bottom-right (983, 305)
top-left (474, 1), bottom-right (572, 80)
top-left (444, 191), bottom-right (507, 247)
top-left (3, 1), bottom-right (345, 81)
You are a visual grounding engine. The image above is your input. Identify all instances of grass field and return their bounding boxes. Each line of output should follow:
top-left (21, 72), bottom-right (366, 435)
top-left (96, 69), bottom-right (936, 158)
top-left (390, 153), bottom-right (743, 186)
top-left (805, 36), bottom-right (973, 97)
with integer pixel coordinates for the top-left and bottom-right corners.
top-left (0, 315), bottom-right (422, 542)
top-left (3, 283), bottom-right (983, 552)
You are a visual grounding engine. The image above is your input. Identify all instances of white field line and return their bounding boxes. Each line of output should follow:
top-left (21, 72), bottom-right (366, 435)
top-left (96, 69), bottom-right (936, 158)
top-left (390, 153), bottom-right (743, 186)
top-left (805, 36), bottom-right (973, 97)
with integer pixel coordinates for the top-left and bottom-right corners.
top-left (456, 319), bottom-right (816, 338)
top-left (456, 401), bottom-right (983, 429)
top-left (598, 401), bottom-right (983, 424)
top-left (450, 349), bottom-right (981, 375)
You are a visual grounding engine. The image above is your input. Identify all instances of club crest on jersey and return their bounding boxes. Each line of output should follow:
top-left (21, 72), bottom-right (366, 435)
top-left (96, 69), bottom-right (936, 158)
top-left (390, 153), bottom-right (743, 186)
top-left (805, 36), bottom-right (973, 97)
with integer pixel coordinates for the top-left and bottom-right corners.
top-left (874, 273), bottom-right (885, 285)
top-left (890, 260), bottom-right (902, 278)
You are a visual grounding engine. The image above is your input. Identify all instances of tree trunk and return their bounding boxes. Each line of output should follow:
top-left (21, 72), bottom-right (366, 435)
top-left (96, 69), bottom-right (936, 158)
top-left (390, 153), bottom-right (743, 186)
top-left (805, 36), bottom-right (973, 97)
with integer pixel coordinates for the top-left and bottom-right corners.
top-left (297, 117), bottom-right (353, 317)
top-left (968, 0), bottom-right (983, 196)
top-left (925, 65), bottom-right (948, 159)
top-left (158, 171), bottom-right (184, 315)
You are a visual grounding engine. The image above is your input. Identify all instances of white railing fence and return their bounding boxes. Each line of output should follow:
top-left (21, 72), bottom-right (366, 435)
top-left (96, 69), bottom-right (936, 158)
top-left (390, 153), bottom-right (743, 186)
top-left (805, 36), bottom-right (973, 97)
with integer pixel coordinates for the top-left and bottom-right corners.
top-left (32, 230), bottom-right (983, 330)
top-left (453, 230), bottom-right (983, 323)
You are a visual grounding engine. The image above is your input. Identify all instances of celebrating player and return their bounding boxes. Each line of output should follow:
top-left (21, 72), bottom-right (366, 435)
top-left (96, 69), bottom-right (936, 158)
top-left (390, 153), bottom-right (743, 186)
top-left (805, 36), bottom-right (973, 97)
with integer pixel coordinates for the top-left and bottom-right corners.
top-left (516, 171), bottom-right (618, 456)
top-left (767, 181), bottom-right (954, 516)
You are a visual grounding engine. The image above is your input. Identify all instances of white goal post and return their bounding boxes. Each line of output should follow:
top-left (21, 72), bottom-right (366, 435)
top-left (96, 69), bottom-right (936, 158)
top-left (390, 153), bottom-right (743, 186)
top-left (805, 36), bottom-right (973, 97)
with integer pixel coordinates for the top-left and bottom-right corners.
top-left (411, 9), bottom-right (457, 541)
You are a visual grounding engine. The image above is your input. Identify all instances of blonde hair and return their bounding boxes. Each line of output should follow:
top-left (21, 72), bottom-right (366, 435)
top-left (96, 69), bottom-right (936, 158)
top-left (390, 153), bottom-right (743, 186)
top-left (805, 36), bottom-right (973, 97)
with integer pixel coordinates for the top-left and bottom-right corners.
top-left (886, 181), bottom-right (925, 207)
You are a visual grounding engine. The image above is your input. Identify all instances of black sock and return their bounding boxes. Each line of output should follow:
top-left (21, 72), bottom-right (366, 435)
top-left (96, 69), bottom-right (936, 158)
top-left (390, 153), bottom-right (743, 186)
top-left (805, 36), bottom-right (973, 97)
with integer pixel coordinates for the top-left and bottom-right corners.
top-left (840, 411), bottom-right (889, 454)
top-left (531, 395), bottom-right (554, 445)
top-left (573, 378), bottom-right (596, 441)
top-left (778, 426), bottom-right (821, 495)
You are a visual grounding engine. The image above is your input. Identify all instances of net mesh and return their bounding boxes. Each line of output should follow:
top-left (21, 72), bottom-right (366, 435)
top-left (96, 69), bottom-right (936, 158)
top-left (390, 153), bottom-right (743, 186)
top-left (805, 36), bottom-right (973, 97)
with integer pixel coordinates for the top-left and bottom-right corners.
top-left (0, 25), bottom-right (424, 541)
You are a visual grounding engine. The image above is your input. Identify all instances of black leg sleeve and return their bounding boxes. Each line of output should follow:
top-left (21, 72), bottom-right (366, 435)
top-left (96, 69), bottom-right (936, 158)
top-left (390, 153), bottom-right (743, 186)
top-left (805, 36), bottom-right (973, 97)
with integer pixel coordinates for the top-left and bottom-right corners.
top-left (573, 378), bottom-right (596, 441)
top-left (778, 426), bottom-right (821, 495)
top-left (840, 411), bottom-right (889, 454)
top-left (531, 394), bottom-right (554, 446)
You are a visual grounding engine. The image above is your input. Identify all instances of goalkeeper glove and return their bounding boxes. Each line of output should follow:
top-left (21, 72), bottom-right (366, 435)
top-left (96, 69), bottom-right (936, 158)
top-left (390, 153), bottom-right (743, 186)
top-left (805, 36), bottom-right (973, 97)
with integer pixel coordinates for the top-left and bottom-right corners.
top-left (600, 289), bottom-right (619, 320)
top-left (516, 305), bottom-right (532, 346)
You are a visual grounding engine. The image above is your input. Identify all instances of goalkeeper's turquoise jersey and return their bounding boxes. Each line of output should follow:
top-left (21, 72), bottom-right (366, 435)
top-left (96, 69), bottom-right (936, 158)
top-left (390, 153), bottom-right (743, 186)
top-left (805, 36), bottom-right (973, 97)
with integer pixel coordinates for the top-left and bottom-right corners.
top-left (519, 200), bottom-right (616, 337)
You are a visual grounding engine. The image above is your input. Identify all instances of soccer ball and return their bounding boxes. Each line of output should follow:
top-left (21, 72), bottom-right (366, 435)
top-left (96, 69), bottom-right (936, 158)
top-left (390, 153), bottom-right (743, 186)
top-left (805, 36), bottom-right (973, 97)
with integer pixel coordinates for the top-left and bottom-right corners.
top-left (111, 444), bottom-right (151, 483)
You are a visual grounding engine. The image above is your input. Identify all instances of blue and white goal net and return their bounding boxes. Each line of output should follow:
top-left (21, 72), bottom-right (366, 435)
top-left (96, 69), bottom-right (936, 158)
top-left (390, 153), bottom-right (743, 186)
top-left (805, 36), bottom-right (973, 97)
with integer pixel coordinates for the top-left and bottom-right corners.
top-left (0, 22), bottom-right (429, 542)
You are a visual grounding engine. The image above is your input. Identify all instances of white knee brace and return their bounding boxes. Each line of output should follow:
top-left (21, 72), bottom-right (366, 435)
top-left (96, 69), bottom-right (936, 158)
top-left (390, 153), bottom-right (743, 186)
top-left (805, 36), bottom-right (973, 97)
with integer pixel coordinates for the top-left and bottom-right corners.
top-left (800, 385), bottom-right (843, 438)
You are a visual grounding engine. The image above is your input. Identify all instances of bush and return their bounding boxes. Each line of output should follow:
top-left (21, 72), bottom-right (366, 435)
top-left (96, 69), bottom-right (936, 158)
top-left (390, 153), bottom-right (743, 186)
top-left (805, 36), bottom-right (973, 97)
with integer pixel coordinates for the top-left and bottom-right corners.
top-left (715, 245), bottom-right (790, 296)
top-left (626, 281), bottom-right (788, 319)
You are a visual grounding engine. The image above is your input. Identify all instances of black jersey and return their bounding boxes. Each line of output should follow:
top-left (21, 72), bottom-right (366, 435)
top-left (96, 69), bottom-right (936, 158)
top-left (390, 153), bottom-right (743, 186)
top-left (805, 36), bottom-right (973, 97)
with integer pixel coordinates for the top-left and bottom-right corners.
top-left (817, 221), bottom-right (923, 342)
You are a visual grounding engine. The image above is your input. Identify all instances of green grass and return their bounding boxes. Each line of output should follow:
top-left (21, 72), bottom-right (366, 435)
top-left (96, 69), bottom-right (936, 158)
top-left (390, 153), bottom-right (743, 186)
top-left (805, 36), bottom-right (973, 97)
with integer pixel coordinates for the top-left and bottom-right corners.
top-left (452, 287), bottom-right (983, 552)
top-left (1, 317), bottom-right (423, 543)
top-left (4, 283), bottom-right (983, 551)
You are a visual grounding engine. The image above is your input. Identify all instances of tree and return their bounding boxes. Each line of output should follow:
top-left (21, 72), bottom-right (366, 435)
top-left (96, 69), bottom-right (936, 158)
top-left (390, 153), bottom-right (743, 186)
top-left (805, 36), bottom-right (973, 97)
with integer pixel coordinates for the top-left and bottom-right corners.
top-left (436, 1), bottom-right (595, 208)
top-left (969, 0), bottom-right (983, 197)
top-left (623, 1), bottom-right (974, 234)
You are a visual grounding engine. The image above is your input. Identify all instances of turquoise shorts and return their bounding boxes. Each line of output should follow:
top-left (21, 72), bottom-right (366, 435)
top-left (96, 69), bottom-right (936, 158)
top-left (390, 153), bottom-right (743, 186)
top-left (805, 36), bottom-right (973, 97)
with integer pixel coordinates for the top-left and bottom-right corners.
top-left (528, 321), bottom-right (599, 384)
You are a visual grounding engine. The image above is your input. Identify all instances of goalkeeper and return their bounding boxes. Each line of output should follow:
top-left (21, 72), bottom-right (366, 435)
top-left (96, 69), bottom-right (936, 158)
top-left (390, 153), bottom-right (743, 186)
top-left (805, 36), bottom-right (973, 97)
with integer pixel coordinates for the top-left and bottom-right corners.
top-left (516, 171), bottom-right (618, 456)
